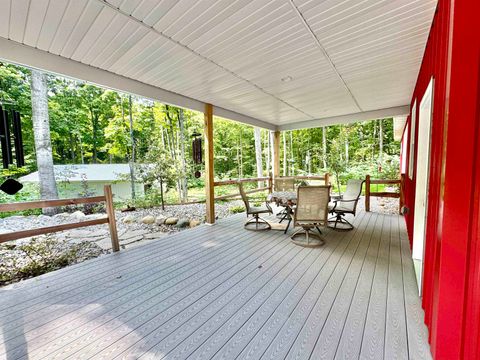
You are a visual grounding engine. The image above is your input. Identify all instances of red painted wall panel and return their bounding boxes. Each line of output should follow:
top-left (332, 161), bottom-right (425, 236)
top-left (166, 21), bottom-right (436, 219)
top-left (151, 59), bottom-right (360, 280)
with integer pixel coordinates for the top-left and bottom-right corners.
top-left (401, 0), bottom-right (480, 358)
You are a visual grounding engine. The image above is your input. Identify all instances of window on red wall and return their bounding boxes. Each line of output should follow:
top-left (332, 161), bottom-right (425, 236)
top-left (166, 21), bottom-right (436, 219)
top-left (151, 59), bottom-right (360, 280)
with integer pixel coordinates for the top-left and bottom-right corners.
top-left (408, 100), bottom-right (417, 179)
top-left (402, 123), bottom-right (409, 174)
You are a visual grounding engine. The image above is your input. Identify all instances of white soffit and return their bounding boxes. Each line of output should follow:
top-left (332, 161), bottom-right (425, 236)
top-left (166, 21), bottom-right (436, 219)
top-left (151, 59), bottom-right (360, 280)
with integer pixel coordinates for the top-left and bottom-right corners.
top-left (0, 0), bottom-right (437, 130)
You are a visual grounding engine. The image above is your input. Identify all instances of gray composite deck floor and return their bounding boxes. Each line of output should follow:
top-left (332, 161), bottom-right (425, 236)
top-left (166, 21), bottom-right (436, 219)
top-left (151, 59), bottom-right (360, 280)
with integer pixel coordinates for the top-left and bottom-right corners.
top-left (0, 211), bottom-right (432, 360)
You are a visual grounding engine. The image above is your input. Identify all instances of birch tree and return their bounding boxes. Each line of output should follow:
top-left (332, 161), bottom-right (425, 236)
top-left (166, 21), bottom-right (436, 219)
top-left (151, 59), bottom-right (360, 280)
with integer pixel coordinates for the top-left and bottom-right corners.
top-left (253, 127), bottom-right (263, 187)
top-left (30, 69), bottom-right (58, 214)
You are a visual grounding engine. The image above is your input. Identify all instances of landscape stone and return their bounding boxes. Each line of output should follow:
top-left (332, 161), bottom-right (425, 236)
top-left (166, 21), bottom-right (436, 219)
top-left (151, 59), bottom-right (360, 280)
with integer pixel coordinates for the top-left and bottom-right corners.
top-left (141, 215), bottom-right (155, 224)
top-left (155, 216), bottom-right (166, 225)
top-left (164, 217), bottom-right (179, 225)
top-left (70, 211), bottom-right (86, 220)
top-left (122, 215), bottom-right (136, 224)
top-left (189, 219), bottom-right (201, 228)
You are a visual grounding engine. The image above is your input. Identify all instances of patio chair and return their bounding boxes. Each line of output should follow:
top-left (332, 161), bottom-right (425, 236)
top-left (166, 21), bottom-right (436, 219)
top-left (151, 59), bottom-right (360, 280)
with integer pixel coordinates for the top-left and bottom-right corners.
top-left (274, 177), bottom-right (295, 192)
top-left (238, 182), bottom-right (273, 231)
top-left (291, 185), bottom-right (331, 247)
top-left (328, 179), bottom-right (364, 230)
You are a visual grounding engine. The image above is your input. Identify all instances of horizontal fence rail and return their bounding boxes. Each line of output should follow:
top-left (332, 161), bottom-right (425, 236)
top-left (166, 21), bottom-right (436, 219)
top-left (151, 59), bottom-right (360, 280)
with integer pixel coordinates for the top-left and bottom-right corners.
top-left (365, 174), bottom-right (404, 214)
top-left (0, 185), bottom-right (120, 251)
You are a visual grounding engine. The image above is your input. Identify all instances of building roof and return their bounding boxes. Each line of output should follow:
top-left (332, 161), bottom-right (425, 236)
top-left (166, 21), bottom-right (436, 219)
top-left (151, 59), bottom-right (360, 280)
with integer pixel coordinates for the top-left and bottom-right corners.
top-left (20, 164), bottom-right (135, 183)
top-left (0, 0), bottom-right (437, 130)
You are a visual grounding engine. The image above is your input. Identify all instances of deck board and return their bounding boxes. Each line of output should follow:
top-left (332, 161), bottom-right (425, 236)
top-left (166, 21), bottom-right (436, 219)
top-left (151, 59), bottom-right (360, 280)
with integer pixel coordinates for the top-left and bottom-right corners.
top-left (0, 211), bottom-right (431, 360)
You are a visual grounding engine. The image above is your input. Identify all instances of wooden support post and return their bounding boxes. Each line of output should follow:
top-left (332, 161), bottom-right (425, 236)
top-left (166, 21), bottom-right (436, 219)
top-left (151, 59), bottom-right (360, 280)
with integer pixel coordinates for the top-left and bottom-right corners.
top-left (268, 172), bottom-right (273, 193)
top-left (104, 185), bottom-right (119, 252)
top-left (365, 175), bottom-right (371, 212)
top-left (272, 130), bottom-right (280, 180)
top-left (204, 103), bottom-right (215, 224)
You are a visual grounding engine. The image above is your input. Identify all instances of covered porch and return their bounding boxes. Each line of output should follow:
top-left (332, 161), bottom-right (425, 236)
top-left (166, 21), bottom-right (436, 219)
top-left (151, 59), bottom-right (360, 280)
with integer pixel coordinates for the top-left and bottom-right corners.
top-left (0, 209), bottom-right (430, 359)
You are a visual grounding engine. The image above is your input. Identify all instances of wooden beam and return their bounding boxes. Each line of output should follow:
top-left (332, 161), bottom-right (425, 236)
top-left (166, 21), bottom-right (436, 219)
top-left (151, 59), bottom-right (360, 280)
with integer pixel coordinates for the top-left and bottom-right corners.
top-left (0, 196), bottom-right (106, 212)
top-left (204, 103), bottom-right (215, 224)
top-left (272, 131), bottom-right (280, 178)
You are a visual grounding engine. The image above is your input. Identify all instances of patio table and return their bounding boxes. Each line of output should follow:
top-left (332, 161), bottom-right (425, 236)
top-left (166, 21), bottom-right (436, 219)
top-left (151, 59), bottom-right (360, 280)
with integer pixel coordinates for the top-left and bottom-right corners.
top-left (269, 191), bottom-right (297, 233)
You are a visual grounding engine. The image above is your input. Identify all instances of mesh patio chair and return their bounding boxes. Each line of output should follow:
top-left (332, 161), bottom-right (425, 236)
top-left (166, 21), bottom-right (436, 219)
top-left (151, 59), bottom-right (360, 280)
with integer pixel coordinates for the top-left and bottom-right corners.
top-left (239, 182), bottom-right (273, 231)
top-left (328, 179), bottom-right (364, 230)
top-left (274, 177), bottom-right (295, 192)
top-left (291, 185), bottom-right (331, 247)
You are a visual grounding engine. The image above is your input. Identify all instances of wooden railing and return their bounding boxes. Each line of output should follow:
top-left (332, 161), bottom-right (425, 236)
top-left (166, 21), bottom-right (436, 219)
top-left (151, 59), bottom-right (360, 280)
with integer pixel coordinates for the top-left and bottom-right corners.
top-left (0, 185), bottom-right (120, 251)
top-left (365, 175), bottom-right (404, 214)
top-left (212, 174), bottom-right (330, 201)
top-left (213, 176), bottom-right (271, 201)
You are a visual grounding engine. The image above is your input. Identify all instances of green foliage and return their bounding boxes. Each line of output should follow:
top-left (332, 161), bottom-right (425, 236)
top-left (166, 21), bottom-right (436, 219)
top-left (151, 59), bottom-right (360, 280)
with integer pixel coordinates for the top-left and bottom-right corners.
top-left (0, 63), bottom-right (401, 210)
top-left (229, 205), bottom-right (245, 214)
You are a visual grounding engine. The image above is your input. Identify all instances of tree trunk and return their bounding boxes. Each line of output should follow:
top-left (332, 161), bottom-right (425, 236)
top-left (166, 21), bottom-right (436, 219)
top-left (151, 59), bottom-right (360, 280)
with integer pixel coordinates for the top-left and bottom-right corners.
top-left (345, 138), bottom-right (349, 164)
top-left (30, 69), bottom-right (59, 214)
top-left (178, 109), bottom-right (188, 201)
top-left (379, 118), bottom-right (383, 167)
top-left (282, 132), bottom-right (287, 176)
top-left (253, 127), bottom-right (263, 187)
top-left (322, 126), bottom-right (327, 169)
top-left (128, 95), bottom-right (136, 200)
top-left (289, 131), bottom-right (294, 176)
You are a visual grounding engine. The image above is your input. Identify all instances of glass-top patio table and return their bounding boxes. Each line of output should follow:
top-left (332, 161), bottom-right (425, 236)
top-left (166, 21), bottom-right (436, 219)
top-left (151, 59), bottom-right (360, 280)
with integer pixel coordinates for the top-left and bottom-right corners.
top-left (269, 191), bottom-right (297, 233)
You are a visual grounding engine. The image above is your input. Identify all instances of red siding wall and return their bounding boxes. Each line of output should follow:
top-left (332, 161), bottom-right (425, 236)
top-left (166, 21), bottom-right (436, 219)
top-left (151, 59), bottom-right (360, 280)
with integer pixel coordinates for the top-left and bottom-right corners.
top-left (402, 0), bottom-right (480, 358)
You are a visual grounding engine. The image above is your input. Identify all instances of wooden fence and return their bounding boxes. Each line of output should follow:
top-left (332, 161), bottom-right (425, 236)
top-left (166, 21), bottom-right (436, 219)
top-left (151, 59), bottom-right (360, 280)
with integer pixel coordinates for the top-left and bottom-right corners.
top-left (0, 185), bottom-right (120, 251)
top-left (365, 174), bottom-right (404, 214)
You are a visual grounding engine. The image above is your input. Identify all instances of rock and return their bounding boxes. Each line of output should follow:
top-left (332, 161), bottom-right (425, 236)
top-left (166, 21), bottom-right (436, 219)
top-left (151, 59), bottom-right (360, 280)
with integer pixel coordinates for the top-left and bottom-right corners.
top-left (155, 216), bottom-right (166, 225)
top-left (122, 215), bottom-right (136, 224)
top-left (176, 218), bottom-right (190, 228)
top-left (141, 215), bottom-right (155, 224)
top-left (53, 212), bottom-right (70, 218)
top-left (120, 229), bottom-right (149, 240)
top-left (189, 219), bottom-right (201, 228)
top-left (164, 217), bottom-right (179, 225)
top-left (70, 211), bottom-right (86, 220)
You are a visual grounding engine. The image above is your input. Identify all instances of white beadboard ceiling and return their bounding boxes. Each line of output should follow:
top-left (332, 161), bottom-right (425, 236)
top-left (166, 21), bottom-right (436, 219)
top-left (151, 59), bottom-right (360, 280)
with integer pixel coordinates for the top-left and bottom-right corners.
top-left (0, 0), bottom-right (437, 130)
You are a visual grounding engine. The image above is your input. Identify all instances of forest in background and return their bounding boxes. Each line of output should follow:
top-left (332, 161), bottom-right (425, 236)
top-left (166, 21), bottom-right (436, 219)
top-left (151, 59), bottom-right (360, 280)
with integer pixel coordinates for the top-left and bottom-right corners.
top-left (0, 63), bottom-right (400, 206)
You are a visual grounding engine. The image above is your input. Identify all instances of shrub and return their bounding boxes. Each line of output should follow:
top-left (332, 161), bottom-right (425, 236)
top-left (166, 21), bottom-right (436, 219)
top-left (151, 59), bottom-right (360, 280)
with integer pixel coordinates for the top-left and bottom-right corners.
top-left (229, 205), bottom-right (245, 214)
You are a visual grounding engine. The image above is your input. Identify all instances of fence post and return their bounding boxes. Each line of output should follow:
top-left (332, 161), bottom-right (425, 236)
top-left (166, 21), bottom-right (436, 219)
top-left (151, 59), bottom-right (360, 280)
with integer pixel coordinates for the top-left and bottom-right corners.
top-left (268, 172), bottom-right (273, 193)
top-left (104, 185), bottom-right (119, 252)
top-left (365, 175), bottom-right (371, 212)
top-left (324, 173), bottom-right (330, 185)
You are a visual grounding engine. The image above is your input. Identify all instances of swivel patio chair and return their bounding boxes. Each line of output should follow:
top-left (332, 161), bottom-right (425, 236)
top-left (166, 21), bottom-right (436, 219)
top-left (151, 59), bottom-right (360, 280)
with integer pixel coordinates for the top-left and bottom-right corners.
top-left (291, 185), bottom-right (331, 247)
top-left (328, 179), bottom-right (364, 231)
top-left (274, 177), bottom-right (295, 192)
top-left (239, 182), bottom-right (273, 231)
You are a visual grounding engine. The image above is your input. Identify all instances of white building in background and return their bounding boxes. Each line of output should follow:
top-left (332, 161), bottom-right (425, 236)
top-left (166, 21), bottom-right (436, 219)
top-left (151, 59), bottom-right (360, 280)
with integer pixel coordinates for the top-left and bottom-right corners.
top-left (19, 164), bottom-right (144, 200)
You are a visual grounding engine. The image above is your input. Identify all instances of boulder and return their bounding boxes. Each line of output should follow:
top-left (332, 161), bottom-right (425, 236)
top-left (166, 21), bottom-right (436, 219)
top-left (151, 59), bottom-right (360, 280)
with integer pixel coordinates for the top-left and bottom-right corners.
top-left (155, 216), bottom-right (166, 225)
top-left (189, 219), bottom-right (201, 228)
top-left (70, 211), bottom-right (86, 220)
top-left (122, 215), bottom-right (136, 224)
top-left (141, 215), bottom-right (155, 224)
top-left (164, 217), bottom-right (179, 225)
top-left (176, 218), bottom-right (190, 228)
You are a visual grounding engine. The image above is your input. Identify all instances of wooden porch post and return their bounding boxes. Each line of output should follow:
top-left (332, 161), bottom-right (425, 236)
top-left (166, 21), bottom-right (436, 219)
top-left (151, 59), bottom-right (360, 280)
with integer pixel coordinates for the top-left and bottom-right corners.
top-left (204, 103), bottom-right (215, 224)
top-left (272, 130), bottom-right (280, 179)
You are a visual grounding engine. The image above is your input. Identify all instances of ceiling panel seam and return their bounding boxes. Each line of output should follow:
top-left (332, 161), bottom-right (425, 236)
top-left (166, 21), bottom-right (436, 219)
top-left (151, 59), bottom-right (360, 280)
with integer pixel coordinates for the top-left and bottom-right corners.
top-left (288, 0), bottom-right (363, 113)
top-left (97, 0), bottom-right (315, 120)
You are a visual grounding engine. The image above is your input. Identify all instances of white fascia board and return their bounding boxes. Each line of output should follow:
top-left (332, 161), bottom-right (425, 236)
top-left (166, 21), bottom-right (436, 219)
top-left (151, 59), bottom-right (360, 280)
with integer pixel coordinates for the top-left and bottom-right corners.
top-left (277, 106), bottom-right (410, 131)
top-left (0, 38), bottom-right (276, 130)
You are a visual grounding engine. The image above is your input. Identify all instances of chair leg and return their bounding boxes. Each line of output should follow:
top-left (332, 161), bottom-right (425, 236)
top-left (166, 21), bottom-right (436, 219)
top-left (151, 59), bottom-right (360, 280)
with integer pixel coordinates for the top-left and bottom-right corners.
top-left (284, 218), bottom-right (292, 234)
